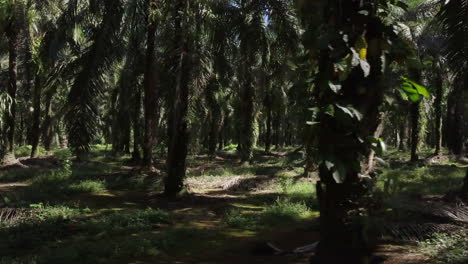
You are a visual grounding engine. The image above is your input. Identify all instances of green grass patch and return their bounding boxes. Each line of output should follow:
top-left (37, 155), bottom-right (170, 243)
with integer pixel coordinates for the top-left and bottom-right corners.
top-left (67, 180), bottom-right (106, 194)
top-left (419, 232), bottom-right (468, 264)
top-left (223, 199), bottom-right (312, 230)
top-left (15, 145), bottom-right (47, 157)
top-left (376, 164), bottom-right (465, 196)
top-left (0, 206), bottom-right (169, 263)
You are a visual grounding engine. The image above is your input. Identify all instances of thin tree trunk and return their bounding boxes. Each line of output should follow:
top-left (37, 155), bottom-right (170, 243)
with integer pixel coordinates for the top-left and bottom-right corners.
top-left (42, 102), bottom-right (54, 152)
top-left (132, 83), bottom-right (142, 161)
top-left (434, 67), bottom-right (443, 156)
top-left (142, 0), bottom-right (159, 168)
top-left (265, 92), bottom-right (272, 153)
top-left (30, 76), bottom-right (42, 158)
top-left (398, 116), bottom-right (408, 151)
top-left (207, 79), bottom-right (221, 157)
top-left (410, 101), bottom-right (420, 162)
top-left (165, 0), bottom-right (190, 197)
top-left (453, 83), bottom-right (464, 157)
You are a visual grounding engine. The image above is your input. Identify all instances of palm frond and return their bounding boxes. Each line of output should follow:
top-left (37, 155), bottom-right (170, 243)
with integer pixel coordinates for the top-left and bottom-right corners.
top-left (65, 0), bottom-right (124, 157)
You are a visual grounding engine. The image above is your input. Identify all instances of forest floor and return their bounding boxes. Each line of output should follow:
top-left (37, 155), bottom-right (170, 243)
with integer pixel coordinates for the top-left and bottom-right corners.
top-left (0, 145), bottom-right (467, 264)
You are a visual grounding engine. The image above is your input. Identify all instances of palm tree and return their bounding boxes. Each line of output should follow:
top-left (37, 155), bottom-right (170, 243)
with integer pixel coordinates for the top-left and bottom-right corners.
top-left (436, 0), bottom-right (468, 194)
top-left (1, 0), bottom-right (23, 164)
top-left (165, 0), bottom-right (191, 197)
top-left (142, 0), bottom-right (160, 168)
top-left (298, 0), bottom-right (412, 262)
top-left (65, 0), bottom-right (124, 160)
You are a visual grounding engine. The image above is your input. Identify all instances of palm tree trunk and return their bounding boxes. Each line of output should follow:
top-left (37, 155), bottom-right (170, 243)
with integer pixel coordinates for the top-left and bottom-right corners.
top-left (410, 101), bottom-right (420, 162)
top-left (434, 67), bottom-right (443, 156)
top-left (398, 115), bottom-right (408, 151)
top-left (165, 0), bottom-right (190, 197)
top-left (132, 82), bottom-right (142, 161)
top-left (452, 83), bottom-right (464, 157)
top-left (2, 12), bottom-right (20, 164)
top-left (238, 64), bottom-right (256, 164)
top-left (42, 93), bottom-right (55, 152)
top-left (265, 92), bottom-right (272, 153)
top-left (206, 79), bottom-right (221, 157)
top-left (313, 2), bottom-right (387, 261)
top-left (30, 76), bottom-right (42, 158)
top-left (142, 0), bottom-right (159, 168)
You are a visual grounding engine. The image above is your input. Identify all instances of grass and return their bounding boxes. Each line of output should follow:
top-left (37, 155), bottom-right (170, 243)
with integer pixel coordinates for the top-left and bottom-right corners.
top-left (0, 205), bottom-right (170, 264)
top-left (67, 180), bottom-right (106, 194)
top-left (223, 199), bottom-right (312, 231)
top-left (2, 145), bottom-right (467, 263)
top-left (15, 145), bottom-right (47, 157)
top-left (419, 232), bottom-right (468, 264)
top-left (375, 164), bottom-right (465, 196)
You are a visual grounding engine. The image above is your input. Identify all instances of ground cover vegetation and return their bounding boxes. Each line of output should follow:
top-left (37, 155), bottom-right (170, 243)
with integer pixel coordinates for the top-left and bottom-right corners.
top-left (0, 0), bottom-right (467, 263)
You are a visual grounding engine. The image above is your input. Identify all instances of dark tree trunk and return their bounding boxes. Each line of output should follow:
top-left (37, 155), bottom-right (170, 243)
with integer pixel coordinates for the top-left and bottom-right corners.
top-left (2, 12), bottom-right (20, 164)
top-left (30, 76), bottom-right (42, 158)
top-left (132, 83), bottom-right (142, 161)
top-left (165, 0), bottom-right (190, 197)
top-left (142, 0), bottom-right (159, 168)
top-left (41, 88), bottom-right (56, 152)
top-left (273, 114), bottom-right (280, 150)
top-left (238, 65), bottom-right (256, 164)
top-left (312, 2), bottom-right (386, 262)
top-left (452, 84), bottom-right (464, 157)
top-left (206, 79), bottom-right (222, 157)
top-left (433, 68), bottom-right (443, 156)
top-left (265, 97), bottom-right (272, 153)
top-left (398, 115), bottom-right (408, 151)
top-left (410, 101), bottom-right (420, 162)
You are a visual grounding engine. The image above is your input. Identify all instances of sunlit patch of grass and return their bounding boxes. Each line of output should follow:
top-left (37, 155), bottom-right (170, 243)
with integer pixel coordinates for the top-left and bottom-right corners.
top-left (376, 164), bottom-right (465, 196)
top-left (15, 145), bottom-right (47, 157)
top-left (223, 144), bottom-right (238, 151)
top-left (67, 180), bottom-right (106, 194)
top-left (222, 199), bottom-right (312, 231)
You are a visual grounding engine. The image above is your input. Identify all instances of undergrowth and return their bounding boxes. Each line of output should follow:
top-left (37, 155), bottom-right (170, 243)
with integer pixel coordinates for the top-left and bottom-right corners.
top-left (419, 232), bottom-right (468, 264)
